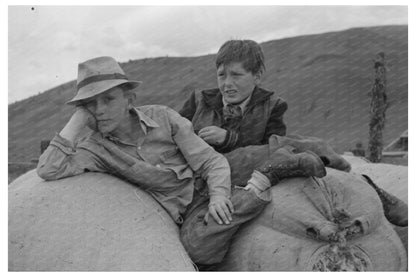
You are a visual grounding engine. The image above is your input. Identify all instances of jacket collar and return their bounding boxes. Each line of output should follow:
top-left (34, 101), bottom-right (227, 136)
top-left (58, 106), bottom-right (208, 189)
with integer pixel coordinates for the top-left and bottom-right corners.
top-left (201, 86), bottom-right (274, 112)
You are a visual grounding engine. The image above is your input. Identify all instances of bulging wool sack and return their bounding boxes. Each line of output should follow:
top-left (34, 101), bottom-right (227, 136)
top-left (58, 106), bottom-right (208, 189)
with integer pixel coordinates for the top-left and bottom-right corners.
top-left (219, 168), bottom-right (407, 271)
top-left (346, 158), bottom-right (408, 252)
top-left (8, 170), bottom-right (195, 271)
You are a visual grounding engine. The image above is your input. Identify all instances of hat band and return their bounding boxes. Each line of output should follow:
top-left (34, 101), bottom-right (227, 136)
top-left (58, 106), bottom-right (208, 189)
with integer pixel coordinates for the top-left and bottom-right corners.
top-left (77, 73), bottom-right (128, 91)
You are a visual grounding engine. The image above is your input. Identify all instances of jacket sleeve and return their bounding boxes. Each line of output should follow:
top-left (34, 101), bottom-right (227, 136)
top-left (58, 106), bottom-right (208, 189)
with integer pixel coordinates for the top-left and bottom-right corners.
top-left (217, 98), bottom-right (288, 152)
top-left (167, 108), bottom-right (231, 199)
top-left (178, 90), bottom-right (197, 122)
top-left (262, 98), bottom-right (288, 143)
top-left (216, 129), bottom-right (239, 153)
top-left (37, 134), bottom-right (106, 180)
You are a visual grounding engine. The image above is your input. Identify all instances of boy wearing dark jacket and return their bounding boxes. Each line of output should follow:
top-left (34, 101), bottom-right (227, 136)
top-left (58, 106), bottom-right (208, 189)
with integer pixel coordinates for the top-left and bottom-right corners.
top-left (180, 39), bottom-right (407, 228)
top-left (179, 39), bottom-right (287, 153)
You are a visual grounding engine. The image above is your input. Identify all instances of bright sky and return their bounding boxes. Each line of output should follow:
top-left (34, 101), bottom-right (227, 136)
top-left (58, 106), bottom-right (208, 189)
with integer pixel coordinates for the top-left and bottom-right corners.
top-left (7, 4), bottom-right (408, 103)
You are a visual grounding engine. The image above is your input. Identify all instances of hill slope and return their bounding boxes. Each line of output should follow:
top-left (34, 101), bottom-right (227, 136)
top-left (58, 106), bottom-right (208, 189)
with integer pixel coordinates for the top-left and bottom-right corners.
top-left (8, 25), bottom-right (408, 163)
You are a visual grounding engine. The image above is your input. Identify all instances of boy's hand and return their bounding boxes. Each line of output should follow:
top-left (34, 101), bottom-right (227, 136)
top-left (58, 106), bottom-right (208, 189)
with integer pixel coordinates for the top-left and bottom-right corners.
top-left (59, 106), bottom-right (97, 141)
top-left (74, 106), bottom-right (97, 131)
top-left (204, 195), bottom-right (234, 225)
top-left (198, 126), bottom-right (227, 145)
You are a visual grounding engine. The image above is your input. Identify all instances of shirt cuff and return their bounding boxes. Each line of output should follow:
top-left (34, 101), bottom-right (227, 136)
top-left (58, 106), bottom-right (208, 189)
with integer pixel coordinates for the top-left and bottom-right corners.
top-left (208, 178), bottom-right (232, 199)
top-left (209, 190), bottom-right (231, 199)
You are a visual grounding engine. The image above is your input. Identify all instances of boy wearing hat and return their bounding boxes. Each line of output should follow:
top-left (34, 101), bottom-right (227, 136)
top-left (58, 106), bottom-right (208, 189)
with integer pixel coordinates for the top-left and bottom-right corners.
top-left (37, 56), bottom-right (326, 266)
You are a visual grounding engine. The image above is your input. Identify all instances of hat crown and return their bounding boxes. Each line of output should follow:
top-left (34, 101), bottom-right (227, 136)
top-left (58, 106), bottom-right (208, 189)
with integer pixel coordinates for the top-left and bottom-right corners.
top-left (67, 56), bottom-right (141, 105)
top-left (77, 56), bottom-right (126, 85)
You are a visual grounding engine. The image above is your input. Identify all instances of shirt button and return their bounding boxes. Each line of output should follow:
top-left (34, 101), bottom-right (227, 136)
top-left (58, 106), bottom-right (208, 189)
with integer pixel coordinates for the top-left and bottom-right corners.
top-left (156, 164), bottom-right (161, 168)
top-left (138, 146), bottom-right (141, 150)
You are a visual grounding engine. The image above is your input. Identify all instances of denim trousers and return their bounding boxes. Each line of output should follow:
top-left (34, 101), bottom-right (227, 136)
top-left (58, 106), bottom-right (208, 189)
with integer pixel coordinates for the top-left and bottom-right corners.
top-left (180, 144), bottom-right (272, 265)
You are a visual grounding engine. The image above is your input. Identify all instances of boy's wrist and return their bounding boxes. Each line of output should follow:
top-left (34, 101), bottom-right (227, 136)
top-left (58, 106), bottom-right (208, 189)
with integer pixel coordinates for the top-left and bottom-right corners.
top-left (59, 108), bottom-right (95, 142)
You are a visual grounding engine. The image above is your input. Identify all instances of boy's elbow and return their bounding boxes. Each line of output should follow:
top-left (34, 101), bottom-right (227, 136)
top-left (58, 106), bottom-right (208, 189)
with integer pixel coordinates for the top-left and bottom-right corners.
top-left (36, 164), bottom-right (59, 181)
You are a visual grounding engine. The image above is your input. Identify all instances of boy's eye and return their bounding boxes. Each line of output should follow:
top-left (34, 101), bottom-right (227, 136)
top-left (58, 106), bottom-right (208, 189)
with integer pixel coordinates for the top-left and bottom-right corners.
top-left (84, 100), bottom-right (95, 108)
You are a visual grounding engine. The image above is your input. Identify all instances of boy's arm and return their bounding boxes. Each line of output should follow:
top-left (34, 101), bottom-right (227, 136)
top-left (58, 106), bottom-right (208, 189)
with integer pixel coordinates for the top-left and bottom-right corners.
top-left (167, 108), bottom-right (233, 224)
top-left (59, 107), bottom-right (96, 142)
top-left (37, 108), bottom-right (104, 180)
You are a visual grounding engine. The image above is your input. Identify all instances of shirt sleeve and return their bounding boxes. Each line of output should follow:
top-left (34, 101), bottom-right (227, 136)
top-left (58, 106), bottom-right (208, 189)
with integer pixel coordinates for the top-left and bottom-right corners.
top-left (37, 133), bottom-right (106, 180)
top-left (166, 107), bottom-right (231, 198)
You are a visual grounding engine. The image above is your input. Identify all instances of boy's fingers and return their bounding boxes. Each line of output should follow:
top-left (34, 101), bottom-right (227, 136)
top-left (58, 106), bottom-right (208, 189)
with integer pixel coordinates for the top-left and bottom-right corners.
top-left (209, 206), bottom-right (223, 225)
top-left (219, 202), bottom-right (232, 222)
top-left (216, 206), bottom-right (230, 224)
top-left (198, 127), bottom-right (211, 135)
top-left (226, 200), bottom-right (234, 215)
top-left (203, 212), bottom-right (209, 225)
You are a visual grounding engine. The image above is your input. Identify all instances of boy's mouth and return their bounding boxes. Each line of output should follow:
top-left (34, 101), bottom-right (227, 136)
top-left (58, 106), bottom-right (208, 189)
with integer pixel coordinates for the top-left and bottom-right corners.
top-left (224, 90), bottom-right (238, 96)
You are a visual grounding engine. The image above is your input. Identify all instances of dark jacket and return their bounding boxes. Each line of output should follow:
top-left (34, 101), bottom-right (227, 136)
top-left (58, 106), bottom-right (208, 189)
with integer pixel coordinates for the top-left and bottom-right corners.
top-left (179, 86), bottom-right (287, 153)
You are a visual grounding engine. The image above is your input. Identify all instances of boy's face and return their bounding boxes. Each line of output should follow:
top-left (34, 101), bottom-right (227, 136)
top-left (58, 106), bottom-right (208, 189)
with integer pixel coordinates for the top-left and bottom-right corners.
top-left (83, 86), bottom-right (131, 134)
top-left (217, 61), bottom-right (261, 105)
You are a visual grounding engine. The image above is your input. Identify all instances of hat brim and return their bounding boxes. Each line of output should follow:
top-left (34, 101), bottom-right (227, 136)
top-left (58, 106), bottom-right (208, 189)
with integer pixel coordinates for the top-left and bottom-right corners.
top-left (66, 79), bottom-right (142, 105)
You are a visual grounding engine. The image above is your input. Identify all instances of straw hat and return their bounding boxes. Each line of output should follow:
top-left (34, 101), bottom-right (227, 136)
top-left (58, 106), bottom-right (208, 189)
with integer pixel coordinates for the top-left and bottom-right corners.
top-left (67, 56), bottom-right (142, 105)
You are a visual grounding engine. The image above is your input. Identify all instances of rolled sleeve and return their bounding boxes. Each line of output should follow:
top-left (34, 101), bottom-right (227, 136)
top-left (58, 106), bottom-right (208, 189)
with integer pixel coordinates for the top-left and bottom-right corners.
top-left (48, 133), bottom-right (76, 154)
top-left (166, 108), bottom-right (231, 198)
top-left (37, 133), bottom-right (105, 180)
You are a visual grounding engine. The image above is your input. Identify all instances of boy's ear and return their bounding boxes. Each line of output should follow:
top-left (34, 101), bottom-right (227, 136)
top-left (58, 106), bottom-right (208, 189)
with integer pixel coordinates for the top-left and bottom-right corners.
top-left (127, 91), bottom-right (137, 104)
top-left (131, 92), bottom-right (137, 102)
top-left (254, 70), bottom-right (262, 85)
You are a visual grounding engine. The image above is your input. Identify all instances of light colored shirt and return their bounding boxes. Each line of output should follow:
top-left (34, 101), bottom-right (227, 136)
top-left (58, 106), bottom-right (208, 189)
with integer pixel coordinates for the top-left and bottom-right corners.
top-left (37, 105), bottom-right (231, 224)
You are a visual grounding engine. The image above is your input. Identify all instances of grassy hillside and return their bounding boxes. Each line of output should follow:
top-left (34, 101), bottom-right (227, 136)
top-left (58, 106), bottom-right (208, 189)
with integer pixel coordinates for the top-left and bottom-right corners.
top-left (8, 25), bottom-right (407, 163)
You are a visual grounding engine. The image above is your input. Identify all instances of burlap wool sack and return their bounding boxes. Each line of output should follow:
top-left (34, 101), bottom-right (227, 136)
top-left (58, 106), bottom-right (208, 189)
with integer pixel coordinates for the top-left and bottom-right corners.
top-left (219, 168), bottom-right (407, 271)
top-left (8, 170), bottom-right (195, 271)
top-left (345, 157), bottom-right (408, 252)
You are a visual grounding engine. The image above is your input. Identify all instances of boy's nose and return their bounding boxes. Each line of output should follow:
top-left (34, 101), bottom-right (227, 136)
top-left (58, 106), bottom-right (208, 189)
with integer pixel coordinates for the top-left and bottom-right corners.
top-left (95, 101), bottom-right (106, 115)
top-left (224, 77), bottom-right (234, 88)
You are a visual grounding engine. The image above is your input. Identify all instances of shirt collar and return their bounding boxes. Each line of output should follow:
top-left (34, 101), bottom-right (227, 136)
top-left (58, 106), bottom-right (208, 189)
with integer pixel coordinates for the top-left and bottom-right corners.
top-left (222, 93), bottom-right (252, 114)
top-left (133, 107), bottom-right (159, 128)
top-left (130, 107), bottom-right (160, 135)
top-left (104, 107), bottom-right (159, 144)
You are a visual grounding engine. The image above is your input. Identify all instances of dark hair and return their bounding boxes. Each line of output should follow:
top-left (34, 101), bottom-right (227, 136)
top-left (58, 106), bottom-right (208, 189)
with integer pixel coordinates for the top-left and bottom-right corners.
top-left (215, 40), bottom-right (265, 74)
